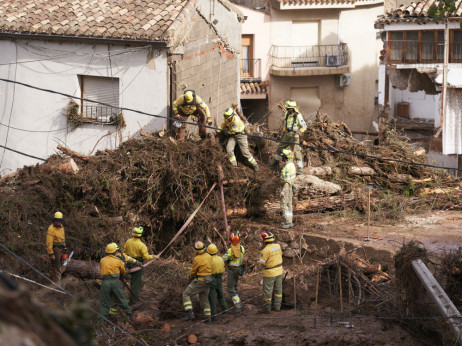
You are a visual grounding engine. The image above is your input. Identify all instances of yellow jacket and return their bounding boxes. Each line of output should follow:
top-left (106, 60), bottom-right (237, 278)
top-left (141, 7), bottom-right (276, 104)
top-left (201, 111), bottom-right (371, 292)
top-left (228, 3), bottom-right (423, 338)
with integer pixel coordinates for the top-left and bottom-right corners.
top-left (210, 255), bottom-right (225, 275)
top-left (189, 252), bottom-right (212, 281)
top-left (218, 114), bottom-right (245, 135)
top-left (283, 111), bottom-right (307, 133)
top-left (223, 245), bottom-right (245, 267)
top-left (46, 224), bottom-right (65, 255)
top-left (123, 237), bottom-right (153, 262)
top-left (118, 253), bottom-right (137, 264)
top-left (173, 94), bottom-right (211, 118)
top-left (100, 255), bottom-right (126, 277)
top-left (281, 162), bottom-right (296, 185)
top-left (259, 243), bottom-right (283, 277)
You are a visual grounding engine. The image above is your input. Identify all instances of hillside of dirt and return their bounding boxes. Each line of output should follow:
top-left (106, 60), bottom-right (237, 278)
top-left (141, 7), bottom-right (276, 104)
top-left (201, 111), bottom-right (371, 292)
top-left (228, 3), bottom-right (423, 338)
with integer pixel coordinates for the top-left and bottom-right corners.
top-left (1, 121), bottom-right (462, 345)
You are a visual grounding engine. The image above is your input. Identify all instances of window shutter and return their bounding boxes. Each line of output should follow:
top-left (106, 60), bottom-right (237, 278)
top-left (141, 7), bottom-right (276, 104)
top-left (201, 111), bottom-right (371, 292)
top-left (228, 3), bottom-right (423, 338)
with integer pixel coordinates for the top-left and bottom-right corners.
top-left (82, 76), bottom-right (119, 119)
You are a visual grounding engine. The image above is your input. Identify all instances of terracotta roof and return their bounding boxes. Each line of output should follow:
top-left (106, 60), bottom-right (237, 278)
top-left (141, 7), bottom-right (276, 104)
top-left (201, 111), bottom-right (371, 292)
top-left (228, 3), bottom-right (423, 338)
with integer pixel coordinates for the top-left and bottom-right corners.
top-left (376, 0), bottom-right (462, 25)
top-left (240, 81), bottom-right (268, 94)
top-left (0, 0), bottom-right (190, 42)
top-left (279, 0), bottom-right (381, 5)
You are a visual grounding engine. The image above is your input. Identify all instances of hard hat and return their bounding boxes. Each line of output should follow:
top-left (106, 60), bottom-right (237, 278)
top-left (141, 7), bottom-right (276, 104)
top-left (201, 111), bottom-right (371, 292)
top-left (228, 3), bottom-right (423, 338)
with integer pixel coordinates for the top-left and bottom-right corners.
top-left (194, 241), bottom-right (206, 253)
top-left (207, 244), bottom-right (218, 255)
top-left (224, 108), bottom-right (234, 119)
top-left (106, 242), bottom-right (119, 254)
top-left (53, 211), bottom-right (64, 220)
top-left (281, 149), bottom-right (294, 161)
top-left (230, 231), bottom-right (240, 245)
top-left (184, 90), bottom-right (195, 103)
top-left (132, 226), bottom-right (144, 237)
top-left (261, 231), bottom-right (275, 242)
top-left (284, 100), bottom-right (297, 109)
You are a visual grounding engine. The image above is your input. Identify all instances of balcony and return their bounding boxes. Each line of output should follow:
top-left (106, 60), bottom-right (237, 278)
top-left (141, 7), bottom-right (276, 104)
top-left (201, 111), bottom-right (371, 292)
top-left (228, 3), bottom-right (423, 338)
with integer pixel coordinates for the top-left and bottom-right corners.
top-left (270, 44), bottom-right (349, 76)
top-left (240, 58), bottom-right (261, 80)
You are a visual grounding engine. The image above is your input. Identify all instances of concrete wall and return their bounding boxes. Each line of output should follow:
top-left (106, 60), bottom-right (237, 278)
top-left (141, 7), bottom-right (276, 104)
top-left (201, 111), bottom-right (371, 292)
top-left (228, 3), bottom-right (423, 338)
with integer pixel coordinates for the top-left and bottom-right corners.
top-left (268, 4), bottom-right (383, 130)
top-left (172, 0), bottom-right (241, 135)
top-left (0, 39), bottom-right (167, 176)
top-left (238, 5), bottom-right (271, 81)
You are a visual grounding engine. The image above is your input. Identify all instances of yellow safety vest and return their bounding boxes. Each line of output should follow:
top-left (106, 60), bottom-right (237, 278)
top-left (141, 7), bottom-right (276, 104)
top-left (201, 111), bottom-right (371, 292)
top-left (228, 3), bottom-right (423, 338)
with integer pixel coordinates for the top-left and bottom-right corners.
top-left (283, 111), bottom-right (307, 132)
top-left (281, 162), bottom-right (296, 185)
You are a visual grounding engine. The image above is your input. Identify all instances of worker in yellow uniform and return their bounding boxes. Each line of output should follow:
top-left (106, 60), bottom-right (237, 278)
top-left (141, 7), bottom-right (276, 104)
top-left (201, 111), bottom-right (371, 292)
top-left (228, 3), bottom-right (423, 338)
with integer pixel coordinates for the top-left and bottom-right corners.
top-left (270, 100), bottom-right (307, 174)
top-left (172, 90), bottom-right (212, 140)
top-left (207, 244), bottom-right (228, 322)
top-left (46, 211), bottom-right (67, 284)
top-left (182, 241), bottom-right (212, 322)
top-left (99, 243), bottom-right (131, 320)
top-left (123, 226), bottom-right (155, 305)
top-left (258, 231), bottom-right (283, 314)
top-left (280, 149), bottom-right (296, 229)
top-left (223, 232), bottom-right (245, 312)
top-left (218, 108), bottom-right (259, 172)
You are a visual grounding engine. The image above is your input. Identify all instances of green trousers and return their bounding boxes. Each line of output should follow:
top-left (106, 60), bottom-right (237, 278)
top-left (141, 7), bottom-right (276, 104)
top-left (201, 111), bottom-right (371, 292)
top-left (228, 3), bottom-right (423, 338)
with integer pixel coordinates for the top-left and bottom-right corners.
top-left (280, 184), bottom-right (293, 224)
top-left (274, 132), bottom-right (303, 172)
top-left (127, 259), bottom-right (143, 304)
top-left (262, 275), bottom-right (283, 312)
top-left (227, 267), bottom-right (242, 308)
top-left (226, 134), bottom-right (257, 167)
top-left (183, 279), bottom-right (211, 317)
top-left (99, 278), bottom-right (131, 318)
top-left (208, 273), bottom-right (228, 316)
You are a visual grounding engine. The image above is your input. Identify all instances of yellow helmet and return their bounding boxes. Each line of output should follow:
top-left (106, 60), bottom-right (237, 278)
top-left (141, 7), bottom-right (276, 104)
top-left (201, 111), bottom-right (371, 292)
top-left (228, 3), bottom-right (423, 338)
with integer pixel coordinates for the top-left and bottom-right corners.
top-left (132, 226), bottom-right (144, 237)
top-left (184, 90), bottom-right (195, 104)
top-left (281, 149), bottom-right (294, 161)
top-left (194, 241), bottom-right (206, 253)
top-left (224, 108), bottom-right (234, 119)
top-left (284, 100), bottom-right (297, 109)
top-left (53, 211), bottom-right (64, 220)
top-left (207, 244), bottom-right (218, 255)
top-left (106, 243), bottom-right (119, 254)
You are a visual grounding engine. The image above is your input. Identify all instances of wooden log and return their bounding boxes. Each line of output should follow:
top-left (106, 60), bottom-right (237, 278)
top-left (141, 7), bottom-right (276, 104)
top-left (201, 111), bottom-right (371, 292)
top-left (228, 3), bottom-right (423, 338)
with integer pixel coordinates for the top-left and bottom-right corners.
top-left (65, 259), bottom-right (99, 279)
top-left (414, 148), bottom-right (426, 156)
top-left (58, 158), bottom-right (79, 174)
top-left (348, 166), bottom-right (376, 176)
top-left (57, 145), bottom-right (89, 162)
top-left (306, 166), bottom-right (332, 177)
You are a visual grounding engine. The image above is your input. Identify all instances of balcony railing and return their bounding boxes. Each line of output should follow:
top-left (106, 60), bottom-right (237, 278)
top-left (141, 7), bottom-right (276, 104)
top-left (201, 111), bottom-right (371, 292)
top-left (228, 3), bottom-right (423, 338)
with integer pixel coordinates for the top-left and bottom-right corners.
top-left (270, 44), bottom-right (349, 68)
top-left (82, 105), bottom-right (119, 123)
top-left (240, 58), bottom-right (261, 79)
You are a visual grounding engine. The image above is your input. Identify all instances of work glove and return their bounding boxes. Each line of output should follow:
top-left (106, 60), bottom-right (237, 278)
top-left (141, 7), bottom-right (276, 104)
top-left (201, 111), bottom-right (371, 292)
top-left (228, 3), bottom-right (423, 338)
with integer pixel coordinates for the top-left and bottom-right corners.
top-left (49, 254), bottom-right (56, 261)
top-left (62, 247), bottom-right (68, 254)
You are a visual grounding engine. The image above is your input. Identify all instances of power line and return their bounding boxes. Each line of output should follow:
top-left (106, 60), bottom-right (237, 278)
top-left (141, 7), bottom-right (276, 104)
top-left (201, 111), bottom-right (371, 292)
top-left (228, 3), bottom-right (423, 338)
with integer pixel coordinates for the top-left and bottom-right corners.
top-left (0, 122), bottom-right (68, 133)
top-left (0, 143), bottom-right (46, 161)
top-left (0, 77), bottom-right (461, 172)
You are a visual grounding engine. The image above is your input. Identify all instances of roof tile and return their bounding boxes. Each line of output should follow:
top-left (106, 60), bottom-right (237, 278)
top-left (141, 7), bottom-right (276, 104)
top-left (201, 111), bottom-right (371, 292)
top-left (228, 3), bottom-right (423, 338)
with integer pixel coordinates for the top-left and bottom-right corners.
top-left (0, 0), bottom-right (189, 41)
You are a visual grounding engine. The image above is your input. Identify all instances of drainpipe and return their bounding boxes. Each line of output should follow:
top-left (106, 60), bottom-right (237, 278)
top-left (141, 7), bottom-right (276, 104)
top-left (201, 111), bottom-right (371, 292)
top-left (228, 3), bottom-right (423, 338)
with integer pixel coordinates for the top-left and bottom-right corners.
top-left (435, 18), bottom-right (449, 138)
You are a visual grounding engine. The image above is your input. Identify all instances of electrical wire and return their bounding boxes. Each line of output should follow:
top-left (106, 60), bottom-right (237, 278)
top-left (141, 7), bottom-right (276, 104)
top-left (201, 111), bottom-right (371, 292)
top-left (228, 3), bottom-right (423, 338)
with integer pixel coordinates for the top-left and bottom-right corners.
top-left (0, 241), bottom-right (146, 345)
top-left (1, 77), bottom-right (461, 172)
top-left (0, 122), bottom-right (68, 133)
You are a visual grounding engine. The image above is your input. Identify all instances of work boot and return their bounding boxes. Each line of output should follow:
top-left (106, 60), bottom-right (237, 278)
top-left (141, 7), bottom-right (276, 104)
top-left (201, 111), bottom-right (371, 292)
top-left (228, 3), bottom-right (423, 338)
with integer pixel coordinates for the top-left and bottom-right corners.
top-left (281, 223), bottom-right (294, 229)
top-left (296, 169), bottom-right (303, 175)
top-left (203, 318), bottom-right (213, 324)
top-left (257, 308), bottom-right (270, 314)
top-left (235, 305), bottom-right (245, 313)
top-left (253, 164), bottom-right (259, 172)
top-left (182, 310), bottom-right (195, 321)
top-left (211, 315), bottom-right (218, 322)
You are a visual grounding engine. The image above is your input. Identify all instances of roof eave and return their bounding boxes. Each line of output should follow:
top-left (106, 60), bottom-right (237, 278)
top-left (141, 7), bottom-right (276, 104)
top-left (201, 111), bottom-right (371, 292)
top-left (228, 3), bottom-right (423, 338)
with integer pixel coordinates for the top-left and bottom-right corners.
top-left (0, 31), bottom-right (169, 47)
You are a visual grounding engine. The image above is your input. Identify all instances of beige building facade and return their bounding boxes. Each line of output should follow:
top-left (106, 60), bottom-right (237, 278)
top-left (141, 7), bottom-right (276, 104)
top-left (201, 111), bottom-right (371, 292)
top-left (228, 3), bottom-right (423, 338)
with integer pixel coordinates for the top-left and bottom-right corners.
top-left (267, 0), bottom-right (384, 131)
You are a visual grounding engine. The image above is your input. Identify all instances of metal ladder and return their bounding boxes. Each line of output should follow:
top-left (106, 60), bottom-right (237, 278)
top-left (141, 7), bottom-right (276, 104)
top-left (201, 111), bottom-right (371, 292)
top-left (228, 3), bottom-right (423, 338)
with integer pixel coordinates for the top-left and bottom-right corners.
top-left (412, 259), bottom-right (462, 345)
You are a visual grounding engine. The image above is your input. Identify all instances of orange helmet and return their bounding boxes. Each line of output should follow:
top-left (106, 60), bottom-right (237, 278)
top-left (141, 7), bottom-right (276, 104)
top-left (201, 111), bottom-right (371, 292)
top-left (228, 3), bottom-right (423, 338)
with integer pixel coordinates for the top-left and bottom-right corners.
top-left (230, 231), bottom-right (240, 245)
top-left (261, 231), bottom-right (275, 242)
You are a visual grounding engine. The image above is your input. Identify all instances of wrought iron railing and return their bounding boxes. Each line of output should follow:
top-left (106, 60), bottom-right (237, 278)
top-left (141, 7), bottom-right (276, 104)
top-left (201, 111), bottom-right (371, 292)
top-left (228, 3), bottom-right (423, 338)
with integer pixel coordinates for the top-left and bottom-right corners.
top-left (270, 44), bottom-right (349, 68)
top-left (240, 58), bottom-right (261, 79)
top-left (82, 105), bottom-right (119, 123)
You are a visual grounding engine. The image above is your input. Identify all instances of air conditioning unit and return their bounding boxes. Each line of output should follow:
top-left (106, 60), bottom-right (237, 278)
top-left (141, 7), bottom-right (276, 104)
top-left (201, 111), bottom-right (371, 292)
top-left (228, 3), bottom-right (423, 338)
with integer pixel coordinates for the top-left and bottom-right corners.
top-left (325, 54), bottom-right (341, 67)
top-left (335, 73), bottom-right (351, 87)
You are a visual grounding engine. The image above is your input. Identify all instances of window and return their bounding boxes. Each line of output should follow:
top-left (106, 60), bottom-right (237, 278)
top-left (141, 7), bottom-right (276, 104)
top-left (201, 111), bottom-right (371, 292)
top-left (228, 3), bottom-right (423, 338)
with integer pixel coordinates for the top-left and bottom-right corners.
top-left (388, 30), bottom-right (447, 63)
top-left (389, 31), bottom-right (403, 61)
top-left (241, 35), bottom-right (253, 77)
top-left (79, 75), bottom-right (119, 123)
top-left (405, 31), bottom-right (419, 61)
top-left (452, 30), bottom-right (462, 61)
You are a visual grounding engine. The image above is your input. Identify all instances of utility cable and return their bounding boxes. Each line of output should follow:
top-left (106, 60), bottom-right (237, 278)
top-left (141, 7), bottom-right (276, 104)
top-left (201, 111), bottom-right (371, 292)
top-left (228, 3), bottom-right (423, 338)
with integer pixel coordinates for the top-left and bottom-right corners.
top-left (0, 241), bottom-right (146, 346)
top-left (1, 77), bottom-right (461, 172)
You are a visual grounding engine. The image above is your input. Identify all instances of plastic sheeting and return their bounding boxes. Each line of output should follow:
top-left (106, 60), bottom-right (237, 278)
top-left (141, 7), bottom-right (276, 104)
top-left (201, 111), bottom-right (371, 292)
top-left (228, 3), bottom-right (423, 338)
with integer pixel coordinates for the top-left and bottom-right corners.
top-left (443, 88), bottom-right (462, 155)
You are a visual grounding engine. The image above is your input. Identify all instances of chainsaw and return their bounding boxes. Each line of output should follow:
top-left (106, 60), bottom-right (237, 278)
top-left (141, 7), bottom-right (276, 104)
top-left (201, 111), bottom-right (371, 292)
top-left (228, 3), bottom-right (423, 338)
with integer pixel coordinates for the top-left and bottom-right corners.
top-left (61, 250), bottom-right (74, 266)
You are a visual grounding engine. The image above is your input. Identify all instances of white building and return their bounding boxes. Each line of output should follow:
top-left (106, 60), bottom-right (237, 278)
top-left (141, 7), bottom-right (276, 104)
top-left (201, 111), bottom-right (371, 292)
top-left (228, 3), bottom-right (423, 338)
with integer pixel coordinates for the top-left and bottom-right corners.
top-left (375, 1), bottom-right (462, 172)
top-left (0, 0), bottom-right (242, 176)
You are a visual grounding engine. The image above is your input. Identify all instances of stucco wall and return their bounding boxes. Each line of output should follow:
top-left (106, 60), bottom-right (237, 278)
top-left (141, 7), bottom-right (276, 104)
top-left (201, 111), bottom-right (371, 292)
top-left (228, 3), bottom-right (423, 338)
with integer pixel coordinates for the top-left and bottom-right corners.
top-left (172, 1), bottom-right (241, 136)
top-left (268, 4), bottom-right (383, 131)
top-left (238, 5), bottom-right (271, 81)
top-left (0, 39), bottom-right (168, 176)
